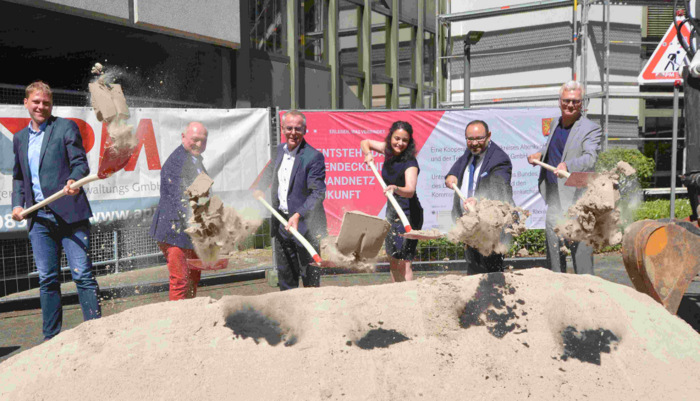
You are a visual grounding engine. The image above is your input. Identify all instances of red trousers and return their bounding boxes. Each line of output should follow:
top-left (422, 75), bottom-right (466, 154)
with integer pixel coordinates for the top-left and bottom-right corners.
top-left (158, 243), bottom-right (202, 301)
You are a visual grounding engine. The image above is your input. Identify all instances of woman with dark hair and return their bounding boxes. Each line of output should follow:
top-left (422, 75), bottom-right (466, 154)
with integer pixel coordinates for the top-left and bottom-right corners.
top-left (360, 121), bottom-right (424, 282)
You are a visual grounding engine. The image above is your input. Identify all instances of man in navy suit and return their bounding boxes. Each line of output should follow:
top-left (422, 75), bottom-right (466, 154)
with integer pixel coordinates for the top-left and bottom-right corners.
top-left (11, 81), bottom-right (101, 340)
top-left (150, 122), bottom-right (209, 300)
top-left (254, 110), bottom-right (327, 291)
top-left (528, 81), bottom-right (602, 275)
top-left (445, 120), bottom-right (514, 275)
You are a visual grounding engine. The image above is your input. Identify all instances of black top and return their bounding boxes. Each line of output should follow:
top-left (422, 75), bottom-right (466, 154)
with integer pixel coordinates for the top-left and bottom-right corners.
top-left (381, 156), bottom-right (422, 213)
top-left (544, 121), bottom-right (572, 184)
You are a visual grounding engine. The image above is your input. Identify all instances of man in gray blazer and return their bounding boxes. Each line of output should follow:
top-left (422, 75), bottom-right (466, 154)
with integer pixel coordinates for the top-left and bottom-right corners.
top-left (527, 81), bottom-right (603, 275)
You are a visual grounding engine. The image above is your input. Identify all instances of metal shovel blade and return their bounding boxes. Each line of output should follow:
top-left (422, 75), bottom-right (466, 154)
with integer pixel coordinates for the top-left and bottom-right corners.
top-left (336, 211), bottom-right (390, 259)
top-left (97, 143), bottom-right (134, 179)
top-left (564, 172), bottom-right (597, 188)
top-left (186, 258), bottom-right (230, 271)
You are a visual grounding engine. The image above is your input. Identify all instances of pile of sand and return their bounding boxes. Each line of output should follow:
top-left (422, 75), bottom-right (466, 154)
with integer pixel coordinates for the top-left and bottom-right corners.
top-left (447, 199), bottom-right (528, 255)
top-left (556, 162), bottom-right (636, 249)
top-left (184, 173), bottom-right (263, 263)
top-left (1, 269), bottom-right (698, 400)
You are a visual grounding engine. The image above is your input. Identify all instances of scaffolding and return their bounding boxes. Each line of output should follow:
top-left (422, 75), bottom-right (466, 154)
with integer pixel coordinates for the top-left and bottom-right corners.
top-left (435, 0), bottom-right (689, 199)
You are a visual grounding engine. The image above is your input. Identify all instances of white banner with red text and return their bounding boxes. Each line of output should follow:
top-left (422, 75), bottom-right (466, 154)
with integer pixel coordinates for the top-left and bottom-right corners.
top-left (0, 106), bottom-right (271, 234)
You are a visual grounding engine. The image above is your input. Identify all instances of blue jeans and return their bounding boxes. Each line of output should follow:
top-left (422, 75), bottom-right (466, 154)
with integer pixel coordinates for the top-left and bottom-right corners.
top-left (28, 209), bottom-right (101, 340)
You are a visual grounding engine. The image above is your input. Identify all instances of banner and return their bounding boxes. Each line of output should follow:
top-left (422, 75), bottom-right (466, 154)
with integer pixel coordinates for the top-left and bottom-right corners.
top-left (279, 109), bottom-right (560, 236)
top-left (0, 106), bottom-right (271, 234)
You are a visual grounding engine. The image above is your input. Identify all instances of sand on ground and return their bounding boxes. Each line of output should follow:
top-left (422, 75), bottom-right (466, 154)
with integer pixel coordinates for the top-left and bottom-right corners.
top-left (1, 269), bottom-right (698, 400)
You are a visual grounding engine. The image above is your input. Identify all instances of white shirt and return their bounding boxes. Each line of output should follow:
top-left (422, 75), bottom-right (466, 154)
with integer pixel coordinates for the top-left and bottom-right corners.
top-left (460, 151), bottom-right (486, 212)
top-left (277, 144), bottom-right (299, 213)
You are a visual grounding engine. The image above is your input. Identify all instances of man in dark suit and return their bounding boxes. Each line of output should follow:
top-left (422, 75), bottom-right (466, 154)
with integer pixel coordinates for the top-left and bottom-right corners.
top-left (11, 81), bottom-right (101, 340)
top-left (527, 81), bottom-right (602, 275)
top-left (445, 120), bottom-right (514, 275)
top-left (254, 110), bottom-right (327, 291)
top-left (150, 122), bottom-right (209, 300)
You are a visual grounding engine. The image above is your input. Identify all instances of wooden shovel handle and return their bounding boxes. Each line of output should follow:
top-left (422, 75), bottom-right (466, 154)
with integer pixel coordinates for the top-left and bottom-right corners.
top-left (20, 174), bottom-right (101, 218)
top-left (255, 196), bottom-right (322, 263)
top-left (367, 160), bottom-right (412, 232)
top-left (532, 159), bottom-right (570, 178)
top-left (451, 183), bottom-right (476, 213)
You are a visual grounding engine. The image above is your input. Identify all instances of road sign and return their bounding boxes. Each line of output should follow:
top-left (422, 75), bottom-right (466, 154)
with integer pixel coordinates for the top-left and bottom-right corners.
top-left (638, 20), bottom-right (692, 85)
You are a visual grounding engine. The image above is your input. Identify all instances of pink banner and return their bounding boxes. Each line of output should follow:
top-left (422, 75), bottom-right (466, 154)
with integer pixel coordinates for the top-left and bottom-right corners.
top-left (280, 111), bottom-right (442, 235)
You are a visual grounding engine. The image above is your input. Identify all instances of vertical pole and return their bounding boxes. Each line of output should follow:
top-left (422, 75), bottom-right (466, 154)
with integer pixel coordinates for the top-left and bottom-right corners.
top-left (437, 0), bottom-right (448, 107)
top-left (604, 0), bottom-right (610, 150)
top-left (386, 0), bottom-right (400, 108)
top-left (326, 0), bottom-right (339, 109)
top-left (463, 37), bottom-right (471, 108)
top-left (410, 28), bottom-right (418, 107)
top-left (671, 83), bottom-right (680, 219)
top-left (113, 231), bottom-right (119, 274)
top-left (359, 0), bottom-right (373, 108)
top-left (434, 0), bottom-right (439, 107)
top-left (287, 0), bottom-right (299, 109)
top-left (572, 0), bottom-right (578, 80)
top-left (581, 0), bottom-right (588, 114)
top-left (220, 48), bottom-right (233, 108)
top-left (235, 0), bottom-right (251, 108)
top-left (415, 0), bottom-right (425, 108)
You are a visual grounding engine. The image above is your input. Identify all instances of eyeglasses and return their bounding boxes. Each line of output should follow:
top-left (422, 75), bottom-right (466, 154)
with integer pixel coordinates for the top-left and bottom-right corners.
top-left (466, 136), bottom-right (487, 143)
top-left (283, 126), bottom-right (305, 133)
top-left (561, 99), bottom-right (582, 106)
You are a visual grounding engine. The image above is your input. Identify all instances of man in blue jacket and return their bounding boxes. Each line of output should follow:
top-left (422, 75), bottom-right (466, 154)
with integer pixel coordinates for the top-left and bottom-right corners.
top-left (11, 81), bottom-right (101, 340)
top-left (445, 120), bottom-right (514, 274)
top-left (254, 110), bottom-right (327, 290)
top-left (150, 122), bottom-right (209, 300)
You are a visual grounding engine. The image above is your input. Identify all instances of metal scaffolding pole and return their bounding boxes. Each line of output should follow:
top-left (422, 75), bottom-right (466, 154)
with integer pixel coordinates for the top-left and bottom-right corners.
top-left (573, 0), bottom-right (578, 80)
top-left (581, 0), bottom-right (589, 113)
top-left (435, 0), bottom-right (575, 108)
top-left (287, 0), bottom-right (299, 109)
top-left (604, 0), bottom-right (610, 150)
top-left (671, 84), bottom-right (680, 218)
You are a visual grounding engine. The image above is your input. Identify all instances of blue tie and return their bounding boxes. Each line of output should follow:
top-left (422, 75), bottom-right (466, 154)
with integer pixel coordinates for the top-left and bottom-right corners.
top-left (467, 156), bottom-right (478, 198)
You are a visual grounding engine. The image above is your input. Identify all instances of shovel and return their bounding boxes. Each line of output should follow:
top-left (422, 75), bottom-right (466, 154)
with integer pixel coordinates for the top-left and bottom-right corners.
top-left (20, 142), bottom-right (134, 218)
top-left (254, 195), bottom-right (324, 265)
top-left (366, 160), bottom-right (442, 240)
top-left (451, 183), bottom-right (476, 213)
top-left (531, 159), bottom-right (595, 187)
top-left (186, 258), bottom-right (229, 271)
top-left (335, 211), bottom-right (390, 259)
